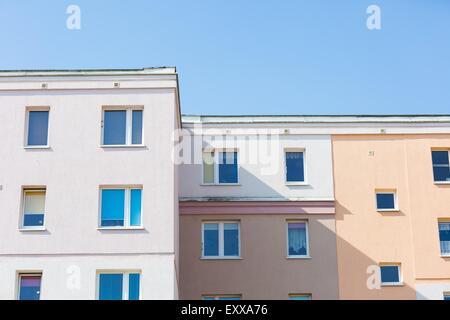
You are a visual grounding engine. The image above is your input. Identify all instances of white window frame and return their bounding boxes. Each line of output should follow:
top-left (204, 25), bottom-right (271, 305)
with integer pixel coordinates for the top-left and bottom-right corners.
top-left (101, 106), bottom-right (144, 147)
top-left (286, 220), bottom-right (310, 258)
top-left (24, 107), bottom-right (50, 149)
top-left (284, 148), bottom-right (308, 185)
top-left (201, 149), bottom-right (240, 185)
top-left (375, 190), bottom-right (398, 212)
top-left (288, 293), bottom-right (312, 300)
top-left (96, 270), bottom-right (141, 300)
top-left (201, 221), bottom-right (241, 259)
top-left (17, 272), bottom-right (43, 300)
top-left (98, 186), bottom-right (143, 230)
top-left (202, 295), bottom-right (242, 300)
top-left (20, 187), bottom-right (47, 231)
top-left (438, 220), bottom-right (450, 257)
top-left (379, 263), bottom-right (403, 286)
top-left (432, 149), bottom-right (450, 184)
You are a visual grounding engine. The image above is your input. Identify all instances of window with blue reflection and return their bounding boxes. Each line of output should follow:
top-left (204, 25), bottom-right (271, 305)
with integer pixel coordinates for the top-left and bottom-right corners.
top-left (203, 223), bottom-right (219, 256)
top-left (27, 111), bottom-right (49, 146)
top-left (19, 275), bottom-right (41, 300)
top-left (101, 189), bottom-right (125, 226)
top-left (288, 222), bottom-right (308, 256)
top-left (218, 152), bottom-right (238, 183)
top-left (380, 265), bottom-right (400, 284)
top-left (289, 295), bottom-right (312, 300)
top-left (23, 190), bottom-right (45, 228)
top-left (439, 222), bottom-right (450, 255)
top-left (132, 110), bottom-right (143, 145)
top-left (128, 273), bottom-right (140, 300)
top-left (376, 193), bottom-right (396, 210)
top-left (99, 274), bottom-right (123, 300)
top-left (444, 294), bottom-right (450, 301)
top-left (103, 110), bottom-right (126, 145)
top-left (286, 152), bottom-right (304, 182)
top-left (130, 189), bottom-right (142, 226)
top-left (432, 151), bottom-right (450, 182)
top-left (224, 223), bottom-right (239, 256)
top-left (218, 296), bottom-right (241, 300)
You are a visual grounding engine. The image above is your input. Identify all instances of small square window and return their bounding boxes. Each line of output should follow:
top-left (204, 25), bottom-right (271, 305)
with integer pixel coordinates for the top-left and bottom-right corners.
top-left (438, 221), bottom-right (450, 256)
top-left (18, 273), bottom-right (42, 300)
top-left (444, 292), bottom-right (450, 300)
top-left (432, 150), bottom-right (450, 182)
top-left (202, 151), bottom-right (238, 184)
top-left (21, 189), bottom-right (46, 229)
top-left (285, 151), bottom-right (305, 183)
top-left (287, 221), bottom-right (309, 257)
top-left (380, 264), bottom-right (401, 285)
top-left (98, 272), bottom-right (140, 300)
top-left (289, 294), bottom-right (312, 300)
top-left (375, 191), bottom-right (397, 211)
top-left (202, 222), bottom-right (240, 258)
top-left (26, 109), bottom-right (49, 147)
top-left (102, 107), bottom-right (143, 146)
top-left (100, 187), bottom-right (142, 228)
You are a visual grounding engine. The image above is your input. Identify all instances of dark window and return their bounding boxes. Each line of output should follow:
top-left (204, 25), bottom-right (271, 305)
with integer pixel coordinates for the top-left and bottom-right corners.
top-left (286, 152), bottom-right (305, 182)
top-left (432, 151), bottom-right (450, 182)
top-left (27, 111), bottom-right (49, 146)
top-left (376, 193), bottom-right (396, 210)
top-left (380, 265), bottom-right (400, 284)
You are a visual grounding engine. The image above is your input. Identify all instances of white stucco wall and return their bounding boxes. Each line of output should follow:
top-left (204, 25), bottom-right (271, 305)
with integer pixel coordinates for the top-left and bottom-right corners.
top-left (416, 283), bottom-right (450, 300)
top-left (0, 71), bottom-right (180, 299)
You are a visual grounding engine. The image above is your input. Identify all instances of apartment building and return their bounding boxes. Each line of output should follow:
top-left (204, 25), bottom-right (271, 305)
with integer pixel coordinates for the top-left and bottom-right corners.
top-left (0, 68), bottom-right (181, 299)
top-left (178, 116), bottom-right (340, 300)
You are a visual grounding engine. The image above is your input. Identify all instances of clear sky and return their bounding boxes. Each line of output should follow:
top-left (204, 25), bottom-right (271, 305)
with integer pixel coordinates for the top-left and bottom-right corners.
top-left (0, 0), bottom-right (449, 115)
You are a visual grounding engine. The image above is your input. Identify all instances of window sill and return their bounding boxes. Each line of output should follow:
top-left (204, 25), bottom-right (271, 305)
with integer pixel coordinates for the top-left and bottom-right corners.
top-left (381, 282), bottom-right (404, 287)
top-left (200, 183), bottom-right (241, 186)
top-left (97, 226), bottom-right (144, 231)
top-left (286, 256), bottom-right (311, 259)
top-left (200, 257), bottom-right (242, 260)
top-left (24, 146), bottom-right (50, 150)
top-left (434, 181), bottom-right (450, 185)
top-left (285, 182), bottom-right (309, 186)
top-left (19, 227), bottom-right (47, 232)
top-left (100, 144), bottom-right (146, 148)
top-left (440, 254), bottom-right (450, 258)
top-left (377, 209), bottom-right (400, 213)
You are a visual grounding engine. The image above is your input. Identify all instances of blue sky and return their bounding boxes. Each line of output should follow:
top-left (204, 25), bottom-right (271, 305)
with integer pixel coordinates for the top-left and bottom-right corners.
top-left (0, 0), bottom-right (449, 115)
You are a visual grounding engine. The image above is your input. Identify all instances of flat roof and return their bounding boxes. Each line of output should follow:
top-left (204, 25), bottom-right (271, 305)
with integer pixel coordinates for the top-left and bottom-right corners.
top-left (0, 67), bottom-right (177, 77)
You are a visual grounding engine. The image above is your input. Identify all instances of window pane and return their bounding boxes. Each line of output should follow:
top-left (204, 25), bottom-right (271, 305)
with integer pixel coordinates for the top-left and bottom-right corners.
top-left (202, 296), bottom-right (215, 300)
top-left (103, 110), bottom-right (126, 145)
top-left (289, 295), bottom-right (312, 300)
top-left (23, 191), bottom-right (45, 227)
top-left (218, 296), bottom-right (241, 300)
top-left (439, 222), bottom-right (450, 255)
top-left (432, 151), bottom-right (450, 181)
top-left (27, 111), bottom-right (49, 146)
top-left (224, 223), bottom-right (239, 256)
top-left (99, 274), bottom-right (123, 300)
top-left (376, 193), bottom-right (395, 210)
top-left (286, 152), bottom-right (305, 182)
top-left (203, 152), bottom-right (215, 184)
top-left (203, 223), bottom-right (219, 256)
top-left (128, 273), bottom-right (140, 300)
top-left (380, 266), bottom-right (400, 283)
top-left (288, 223), bottom-right (307, 256)
top-left (101, 190), bottom-right (125, 226)
top-left (132, 110), bottom-right (143, 145)
top-left (19, 275), bottom-right (41, 300)
top-left (218, 152), bottom-right (238, 183)
top-left (444, 294), bottom-right (450, 301)
top-left (130, 189), bottom-right (142, 226)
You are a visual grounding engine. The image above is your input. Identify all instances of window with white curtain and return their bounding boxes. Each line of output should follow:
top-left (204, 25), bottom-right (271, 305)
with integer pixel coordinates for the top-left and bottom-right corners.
top-left (287, 221), bottom-right (309, 257)
top-left (439, 222), bottom-right (450, 256)
top-left (21, 189), bottom-right (46, 229)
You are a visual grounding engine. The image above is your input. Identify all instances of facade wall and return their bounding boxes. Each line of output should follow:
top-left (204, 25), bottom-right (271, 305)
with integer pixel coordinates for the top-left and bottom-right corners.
top-left (0, 70), bottom-right (180, 299)
top-left (332, 134), bottom-right (450, 300)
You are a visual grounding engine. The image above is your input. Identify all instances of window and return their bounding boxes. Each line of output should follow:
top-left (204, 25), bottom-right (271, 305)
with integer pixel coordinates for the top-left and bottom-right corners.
top-left (102, 107), bottom-right (143, 146)
top-left (18, 273), bottom-right (42, 300)
top-left (98, 272), bottom-right (140, 300)
top-left (285, 151), bottom-right (305, 183)
top-left (432, 150), bottom-right (450, 182)
top-left (202, 295), bottom-right (241, 300)
top-left (202, 151), bottom-right (238, 184)
top-left (287, 221), bottom-right (309, 257)
top-left (289, 294), bottom-right (312, 300)
top-left (21, 189), bottom-right (46, 229)
top-left (202, 222), bottom-right (240, 258)
top-left (380, 264), bottom-right (401, 285)
top-left (439, 221), bottom-right (450, 256)
top-left (100, 187), bottom-right (142, 228)
top-left (375, 191), bottom-right (397, 211)
top-left (26, 109), bottom-right (49, 147)
top-left (444, 292), bottom-right (450, 300)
